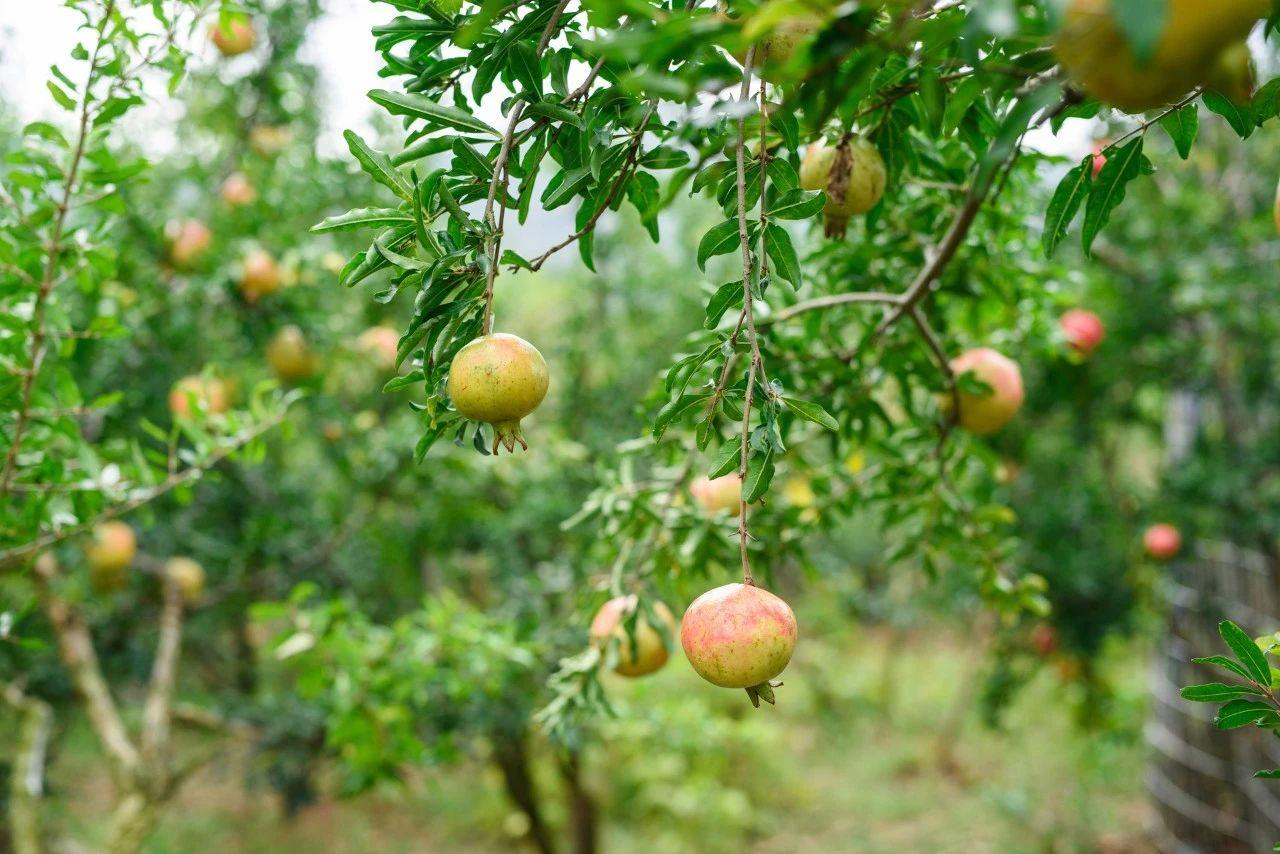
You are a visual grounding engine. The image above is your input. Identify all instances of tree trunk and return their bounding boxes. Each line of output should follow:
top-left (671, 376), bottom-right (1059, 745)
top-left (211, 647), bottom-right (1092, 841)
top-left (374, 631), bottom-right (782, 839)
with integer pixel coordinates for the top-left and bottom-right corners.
top-left (104, 790), bottom-right (157, 854)
top-left (6, 691), bottom-right (52, 854)
top-left (557, 750), bottom-right (598, 854)
top-left (491, 734), bottom-right (554, 854)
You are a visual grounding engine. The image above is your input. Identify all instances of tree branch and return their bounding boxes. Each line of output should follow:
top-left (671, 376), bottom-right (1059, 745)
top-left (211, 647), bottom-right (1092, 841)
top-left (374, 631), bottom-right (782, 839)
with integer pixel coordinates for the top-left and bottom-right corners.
top-left (3, 682), bottom-right (53, 854)
top-left (141, 579), bottom-right (185, 772)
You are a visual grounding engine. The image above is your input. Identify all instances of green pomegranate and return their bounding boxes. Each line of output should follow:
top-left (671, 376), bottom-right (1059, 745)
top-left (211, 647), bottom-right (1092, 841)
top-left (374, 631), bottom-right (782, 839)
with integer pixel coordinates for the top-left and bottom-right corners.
top-left (447, 333), bottom-right (549, 454)
top-left (800, 138), bottom-right (887, 238)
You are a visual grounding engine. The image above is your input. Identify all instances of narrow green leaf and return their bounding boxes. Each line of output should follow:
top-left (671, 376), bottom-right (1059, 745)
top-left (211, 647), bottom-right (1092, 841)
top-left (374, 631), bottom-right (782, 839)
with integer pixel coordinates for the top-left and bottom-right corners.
top-left (368, 89), bottom-right (499, 136)
top-left (311, 207), bottom-right (414, 233)
top-left (765, 223), bottom-right (801, 286)
top-left (1042, 159), bottom-right (1090, 258)
top-left (781, 396), bottom-right (838, 431)
top-left (704, 281), bottom-right (744, 329)
top-left (508, 42), bottom-right (542, 96)
top-left (1193, 655), bottom-right (1254, 681)
top-left (1220, 620), bottom-right (1273, 686)
top-left (1203, 91), bottom-right (1254, 139)
top-left (709, 437), bottom-right (743, 478)
top-left (742, 449), bottom-right (775, 503)
top-left (1180, 683), bottom-right (1263, 703)
top-left (697, 219), bottom-right (741, 270)
top-left (1215, 698), bottom-right (1278, 730)
top-left (1158, 103), bottom-right (1198, 158)
top-left (1081, 137), bottom-right (1151, 256)
top-left (523, 100), bottom-right (584, 130)
top-left (769, 188), bottom-right (826, 220)
top-left (344, 130), bottom-right (414, 202)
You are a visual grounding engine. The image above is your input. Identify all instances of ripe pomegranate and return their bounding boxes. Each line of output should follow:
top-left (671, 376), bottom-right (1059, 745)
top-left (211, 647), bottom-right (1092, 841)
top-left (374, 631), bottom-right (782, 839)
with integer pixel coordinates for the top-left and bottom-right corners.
top-left (1030, 623), bottom-right (1058, 657)
top-left (1144, 523), bottom-right (1182, 561)
top-left (799, 138), bottom-right (887, 238)
top-left (1055, 0), bottom-right (1267, 112)
top-left (949, 348), bottom-right (1024, 435)
top-left (220, 172), bottom-right (256, 206)
top-left (689, 473), bottom-right (742, 516)
top-left (165, 557), bottom-right (205, 604)
top-left (1060, 309), bottom-right (1105, 357)
top-left (86, 521), bottom-right (136, 592)
top-left (267, 326), bottom-right (318, 383)
top-left (589, 595), bottom-right (676, 677)
top-left (447, 333), bottom-right (549, 454)
top-left (169, 375), bottom-right (229, 419)
top-left (210, 14), bottom-right (255, 57)
top-left (239, 249), bottom-right (281, 303)
top-left (681, 582), bottom-right (797, 705)
top-left (358, 325), bottom-right (400, 372)
top-left (166, 219), bottom-right (211, 269)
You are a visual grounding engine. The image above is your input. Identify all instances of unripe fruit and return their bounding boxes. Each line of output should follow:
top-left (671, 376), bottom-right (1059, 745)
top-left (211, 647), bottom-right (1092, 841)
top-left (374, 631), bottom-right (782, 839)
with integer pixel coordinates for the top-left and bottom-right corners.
top-left (165, 557), bottom-right (205, 604)
top-left (220, 172), bottom-right (256, 206)
top-left (1030, 623), bottom-right (1058, 657)
top-left (322, 421), bottom-right (344, 442)
top-left (589, 595), bottom-right (676, 677)
top-left (1060, 309), bottom-right (1105, 357)
top-left (949, 348), bottom-right (1024, 435)
top-left (1055, 0), bottom-right (1268, 112)
top-left (447, 333), bottom-right (549, 454)
top-left (689, 473), bottom-right (742, 516)
top-left (358, 325), bottom-right (400, 372)
top-left (737, 14), bottom-right (823, 81)
top-left (86, 521), bottom-right (136, 592)
top-left (169, 375), bottom-right (229, 419)
top-left (1144, 523), bottom-right (1182, 561)
top-left (210, 14), bottom-right (255, 57)
top-left (681, 583), bottom-right (797, 699)
top-left (240, 249), bottom-right (281, 303)
top-left (167, 220), bottom-right (212, 269)
top-left (267, 325), bottom-right (318, 383)
top-left (800, 138), bottom-right (887, 238)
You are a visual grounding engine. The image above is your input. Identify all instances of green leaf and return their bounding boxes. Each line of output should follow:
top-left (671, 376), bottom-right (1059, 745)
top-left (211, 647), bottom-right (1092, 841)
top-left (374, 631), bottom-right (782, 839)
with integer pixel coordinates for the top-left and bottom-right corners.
top-left (697, 219), bottom-right (741, 270)
top-left (704, 281), bottom-right (743, 329)
top-left (709, 437), bottom-right (742, 479)
top-left (653, 393), bottom-right (712, 439)
top-left (1158, 103), bottom-right (1198, 158)
top-left (311, 207), bottom-right (414, 233)
top-left (508, 42), bottom-right (542, 96)
top-left (1254, 769), bottom-right (1280, 779)
top-left (1081, 137), bottom-right (1151, 256)
top-left (1180, 683), bottom-right (1262, 703)
top-left (781, 397), bottom-right (838, 431)
top-left (344, 130), bottom-right (414, 202)
top-left (542, 166), bottom-right (592, 210)
top-left (1042, 159), bottom-right (1090, 258)
top-left (1220, 620), bottom-right (1273, 686)
top-left (523, 100), bottom-right (584, 130)
top-left (384, 369), bottom-right (426, 393)
top-left (742, 449), bottom-right (775, 503)
top-left (769, 188), bottom-right (826, 220)
top-left (1203, 90), bottom-right (1254, 139)
top-left (368, 89), bottom-right (499, 136)
top-left (1215, 698), bottom-right (1279, 730)
top-left (1193, 655), bottom-right (1254, 681)
top-left (765, 223), bottom-right (801, 286)
top-left (640, 146), bottom-right (690, 169)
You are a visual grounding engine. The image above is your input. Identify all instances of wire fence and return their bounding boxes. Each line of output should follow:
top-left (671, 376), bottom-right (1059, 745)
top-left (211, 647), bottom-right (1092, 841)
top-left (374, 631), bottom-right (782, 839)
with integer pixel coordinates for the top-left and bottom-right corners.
top-left (1147, 541), bottom-right (1280, 852)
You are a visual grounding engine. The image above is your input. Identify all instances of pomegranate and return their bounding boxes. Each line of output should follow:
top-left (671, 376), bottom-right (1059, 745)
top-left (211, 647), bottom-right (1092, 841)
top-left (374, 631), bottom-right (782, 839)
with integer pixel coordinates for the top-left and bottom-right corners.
top-left (267, 325), bottom-right (318, 383)
top-left (86, 521), bottom-right (136, 591)
top-left (210, 15), bottom-right (255, 57)
top-left (220, 172), bottom-right (256, 206)
top-left (1055, 0), bottom-right (1267, 112)
top-left (1144, 523), bottom-right (1182, 561)
top-left (169, 375), bottom-right (229, 419)
top-left (239, 249), bottom-right (281, 303)
top-left (166, 219), bottom-right (211, 269)
top-left (249, 125), bottom-right (292, 157)
top-left (1060, 309), bottom-right (1105, 357)
top-left (799, 138), bottom-right (887, 238)
top-left (737, 14), bottom-right (823, 80)
top-left (681, 582), bottom-right (797, 706)
top-left (1030, 624), bottom-right (1058, 657)
top-left (689, 473), bottom-right (742, 516)
top-left (949, 348), bottom-right (1024, 436)
top-left (358, 325), bottom-right (400, 372)
top-left (446, 333), bottom-right (549, 454)
top-left (165, 557), bottom-right (205, 604)
top-left (589, 595), bottom-right (676, 677)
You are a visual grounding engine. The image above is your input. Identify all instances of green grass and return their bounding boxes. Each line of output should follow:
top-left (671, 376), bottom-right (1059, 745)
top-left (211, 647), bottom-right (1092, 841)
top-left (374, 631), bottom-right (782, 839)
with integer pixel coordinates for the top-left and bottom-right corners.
top-left (36, 617), bottom-right (1150, 853)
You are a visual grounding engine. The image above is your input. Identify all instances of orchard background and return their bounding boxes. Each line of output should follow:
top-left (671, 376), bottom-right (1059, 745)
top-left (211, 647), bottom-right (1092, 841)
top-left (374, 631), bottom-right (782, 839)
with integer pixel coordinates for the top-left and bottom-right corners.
top-left (4, 1), bottom-right (1280, 851)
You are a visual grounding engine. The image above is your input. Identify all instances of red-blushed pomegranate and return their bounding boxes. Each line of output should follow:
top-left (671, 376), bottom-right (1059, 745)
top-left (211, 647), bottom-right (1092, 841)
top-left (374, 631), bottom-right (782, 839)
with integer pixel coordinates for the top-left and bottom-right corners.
top-left (799, 138), bottom-right (887, 238)
top-left (1060, 309), bottom-right (1105, 357)
top-left (220, 172), bottom-right (256, 206)
top-left (210, 14), bottom-right (255, 57)
top-left (447, 333), bottom-right (549, 454)
top-left (681, 582), bottom-right (797, 706)
top-left (240, 249), bottom-right (282, 303)
top-left (167, 220), bottom-right (211, 269)
top-left (589, 595), bottom-right (676, 677)
top-left (267, 325), bottom-right (318, 383)
top-left (1030, 624), bottom-right (1058, 657)
top-left (165, 557), bottom-right (205, 604)
top-left (1144, 523), bottom-right (1182, 561)
top-left (949, 348), bottom-right (1024, 436)
top-left (689, 473), bottom-right (741, 516)
top-left (358, 325), bottom-right (400, 372)
top-left (86, 521), bottom-right (136, 592)
top-left (169, 375), bottom-right (229, 419)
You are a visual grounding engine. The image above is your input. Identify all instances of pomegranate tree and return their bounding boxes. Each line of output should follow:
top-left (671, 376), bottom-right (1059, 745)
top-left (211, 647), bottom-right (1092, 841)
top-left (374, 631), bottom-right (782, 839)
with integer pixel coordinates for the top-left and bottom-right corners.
top-left (1144, 523), bottom-right (1182, 561)
top-left (799, 138), bottom-right (887, 237)
top-left (447, 333), bottom-right (549, 454)
top-left (589, 595), bottom-right (676, 677)
top-left (689, 473), bottom-right (741, 516)
top-left (949, 347), bottom-right (1024, 436)
top-left (1059, 309), bottom-right (1105, 357)
top-left (681, 582), bottom-right (797, 706)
